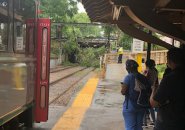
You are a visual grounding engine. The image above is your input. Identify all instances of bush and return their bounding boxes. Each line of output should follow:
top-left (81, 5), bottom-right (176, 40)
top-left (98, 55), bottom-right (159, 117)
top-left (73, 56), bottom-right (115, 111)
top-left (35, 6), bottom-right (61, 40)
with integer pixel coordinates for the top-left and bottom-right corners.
top-left (50, 40), bottom-right (61, 58)
top-left (156, 64), bottom-right (166, 79)
top-left (77, 47), bottom-right (106, 68)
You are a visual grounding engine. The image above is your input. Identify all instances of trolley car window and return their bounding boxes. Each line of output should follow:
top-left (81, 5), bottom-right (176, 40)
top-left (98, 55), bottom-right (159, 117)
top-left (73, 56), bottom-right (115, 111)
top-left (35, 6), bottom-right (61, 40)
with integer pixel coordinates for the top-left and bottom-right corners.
top-left (0, 0), bottom-right (36, 53)
top-left (41, 28), bottom-right (48, 80)
top-left (0, 0), bottom-right (8, 51)
top-left (0, 22), bottom-right (8, 51)
top-left (13, 0), bottom-right (35, 54)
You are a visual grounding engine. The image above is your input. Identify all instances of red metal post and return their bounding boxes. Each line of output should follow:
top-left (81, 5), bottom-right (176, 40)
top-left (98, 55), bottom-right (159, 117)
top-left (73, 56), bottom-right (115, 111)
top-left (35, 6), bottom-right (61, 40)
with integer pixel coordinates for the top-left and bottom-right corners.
top-left (34, 18), bottom-right (50, 122)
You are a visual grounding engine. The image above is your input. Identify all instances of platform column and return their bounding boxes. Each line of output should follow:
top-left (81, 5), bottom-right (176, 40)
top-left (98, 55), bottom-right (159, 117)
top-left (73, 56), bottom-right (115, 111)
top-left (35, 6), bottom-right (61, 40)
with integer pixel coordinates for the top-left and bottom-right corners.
top-left (136, 53), bottom-right (142, 72)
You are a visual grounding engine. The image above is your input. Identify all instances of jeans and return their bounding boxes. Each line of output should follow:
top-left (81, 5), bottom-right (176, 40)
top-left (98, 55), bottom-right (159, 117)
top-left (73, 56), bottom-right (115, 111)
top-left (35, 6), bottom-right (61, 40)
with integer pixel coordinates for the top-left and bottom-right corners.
top-left (118, 54), bottom-right (123, 63)
top-left (123, 107), bottom-right (145, 130)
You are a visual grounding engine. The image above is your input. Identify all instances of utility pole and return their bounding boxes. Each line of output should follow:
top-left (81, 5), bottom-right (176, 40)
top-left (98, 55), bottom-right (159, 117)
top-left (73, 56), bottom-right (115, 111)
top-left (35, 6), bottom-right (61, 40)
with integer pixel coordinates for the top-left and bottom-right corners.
top-left (147, 30), bottom-right (152, 61)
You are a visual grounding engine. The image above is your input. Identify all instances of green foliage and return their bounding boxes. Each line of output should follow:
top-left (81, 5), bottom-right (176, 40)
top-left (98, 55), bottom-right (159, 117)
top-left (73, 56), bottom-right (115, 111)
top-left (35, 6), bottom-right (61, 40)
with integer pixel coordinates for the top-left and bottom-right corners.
top-left (61, 13), bottom-right (105, 61)
top-left (62, 26), bottom-right (80, 55)
top-left (63, 40), bottom-right (80, 54)
top-left (39, 0), bottom-right (78, 22)
top-left (103, 26), bottom-right (115, 36)
top-left (39, 0), bottom-right (80, 59)
top-left (119, 33), bottom-right (133, 50)
top-left (71, 13), bottom-right (103, 37)
top-left (72, 13), bottom-right (90, 23)
top-left (156, 64), bottom-right (166, 79)
top-left (77, 47), bottom-right (106, 67)
top-left (50, 40), bottom-right (61, 57)
top-left (103, 25), bottom-right (118, 40)
top-left (103, 26), bottom-right (133, 51)
top-left (22, 0), bottom-right (35, 19)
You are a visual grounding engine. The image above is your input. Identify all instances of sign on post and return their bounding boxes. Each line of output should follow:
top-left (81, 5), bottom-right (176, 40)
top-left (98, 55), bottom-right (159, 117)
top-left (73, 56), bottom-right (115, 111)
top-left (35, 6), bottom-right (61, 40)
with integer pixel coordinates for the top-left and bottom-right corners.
top-left (131, 38), bottom-right (144, 72)
top-left (131, 38), bottom-right (144, 53)
top-left (16, 37), bottom-right (24, 51)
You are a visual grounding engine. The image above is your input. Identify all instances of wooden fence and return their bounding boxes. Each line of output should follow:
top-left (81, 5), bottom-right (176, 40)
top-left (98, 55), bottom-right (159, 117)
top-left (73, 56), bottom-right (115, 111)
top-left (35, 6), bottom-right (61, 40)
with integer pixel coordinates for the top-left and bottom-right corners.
top-left (100, 50), bottom-right (167, 78)
top-left (103, 50), bottom-right (167, 65)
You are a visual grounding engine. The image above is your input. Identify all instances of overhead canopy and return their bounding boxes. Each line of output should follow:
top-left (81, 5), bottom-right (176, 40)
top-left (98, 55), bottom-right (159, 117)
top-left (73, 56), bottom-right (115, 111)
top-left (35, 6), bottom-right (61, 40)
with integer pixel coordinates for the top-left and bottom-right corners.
top-left (81, 0), bottom-right (185, 49)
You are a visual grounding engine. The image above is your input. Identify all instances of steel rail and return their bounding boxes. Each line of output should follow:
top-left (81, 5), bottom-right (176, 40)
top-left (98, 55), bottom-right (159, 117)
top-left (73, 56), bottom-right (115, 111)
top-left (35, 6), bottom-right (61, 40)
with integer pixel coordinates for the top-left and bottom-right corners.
top-left (50, 66), bottom-right (75, 73)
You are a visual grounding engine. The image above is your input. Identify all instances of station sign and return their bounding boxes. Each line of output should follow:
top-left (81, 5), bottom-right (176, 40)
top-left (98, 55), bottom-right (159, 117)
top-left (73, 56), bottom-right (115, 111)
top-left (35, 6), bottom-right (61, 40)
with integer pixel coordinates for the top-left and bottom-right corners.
top-left (131, 38), bottom-right (144, 53)
top-left (16, 37), bottom-right (24, 51)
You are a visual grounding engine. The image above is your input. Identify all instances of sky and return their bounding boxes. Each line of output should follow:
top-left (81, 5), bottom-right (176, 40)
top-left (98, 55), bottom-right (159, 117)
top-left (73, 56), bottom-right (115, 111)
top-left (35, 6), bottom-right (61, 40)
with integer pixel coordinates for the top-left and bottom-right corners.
top-left (77, 2), bottom-right (86, 13)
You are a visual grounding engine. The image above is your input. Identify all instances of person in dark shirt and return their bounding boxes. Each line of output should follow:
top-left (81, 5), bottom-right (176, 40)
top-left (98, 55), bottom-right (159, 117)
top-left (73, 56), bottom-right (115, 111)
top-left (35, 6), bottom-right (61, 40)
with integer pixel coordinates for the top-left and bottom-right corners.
top-left (150, 48), bottom-right (185, 130)
top-left (143, 59), bottom-right (158, 127)
top-left (162, 65), bottom-right (172, 78)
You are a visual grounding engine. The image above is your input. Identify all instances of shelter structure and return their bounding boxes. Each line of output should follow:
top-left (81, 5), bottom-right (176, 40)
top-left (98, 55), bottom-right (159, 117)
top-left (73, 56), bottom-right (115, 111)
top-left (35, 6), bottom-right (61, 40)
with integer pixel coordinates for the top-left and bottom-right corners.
top-left (80, 0), bottom-right (185, 49)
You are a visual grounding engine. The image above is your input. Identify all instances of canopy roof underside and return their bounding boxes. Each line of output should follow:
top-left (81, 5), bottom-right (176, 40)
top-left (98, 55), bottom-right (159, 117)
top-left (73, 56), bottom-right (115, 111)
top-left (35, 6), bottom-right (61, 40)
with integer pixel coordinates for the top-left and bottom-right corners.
top-left (81, 0), bottom-right (185, 49)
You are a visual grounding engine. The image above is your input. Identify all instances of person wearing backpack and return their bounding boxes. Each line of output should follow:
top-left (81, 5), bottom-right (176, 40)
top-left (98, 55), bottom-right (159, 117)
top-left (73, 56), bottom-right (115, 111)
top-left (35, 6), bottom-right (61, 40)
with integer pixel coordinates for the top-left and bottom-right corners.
top-left (121, 59), bottom-right (151, 130)
top-left (150, 48), bottom-right (185, 130)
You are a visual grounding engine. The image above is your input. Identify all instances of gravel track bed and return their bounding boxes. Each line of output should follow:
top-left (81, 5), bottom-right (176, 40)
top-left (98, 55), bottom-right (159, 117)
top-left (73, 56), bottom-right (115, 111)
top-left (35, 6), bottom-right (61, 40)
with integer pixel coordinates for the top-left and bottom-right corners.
top-left (49, 67), bottom-right (95, 105)
top-left (50, 66), bottom-right (85, 83)
top-left (50, 66), bottom-right (72, 73)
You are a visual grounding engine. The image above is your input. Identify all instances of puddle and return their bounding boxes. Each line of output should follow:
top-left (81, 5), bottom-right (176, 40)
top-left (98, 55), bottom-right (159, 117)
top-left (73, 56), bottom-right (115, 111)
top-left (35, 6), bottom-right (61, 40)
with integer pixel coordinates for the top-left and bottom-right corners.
top-left (105, 103), bottom-right (122, 108)
top-left (99, 88), bottom-right (113, 93)
top-left (98, 86), bottom-right (114, 94)
top-left (105, 104), bottom-right (113, 107)
top-left (98, 85), bottom-right (119, 95)
top-left (95, 99), bottom-right (104, 105)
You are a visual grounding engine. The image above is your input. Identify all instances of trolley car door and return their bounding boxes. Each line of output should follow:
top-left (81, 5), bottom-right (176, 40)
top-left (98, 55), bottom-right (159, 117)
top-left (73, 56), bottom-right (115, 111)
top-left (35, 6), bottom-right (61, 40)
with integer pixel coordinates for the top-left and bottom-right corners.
top-left (34, 18), bottom-right (50, 122)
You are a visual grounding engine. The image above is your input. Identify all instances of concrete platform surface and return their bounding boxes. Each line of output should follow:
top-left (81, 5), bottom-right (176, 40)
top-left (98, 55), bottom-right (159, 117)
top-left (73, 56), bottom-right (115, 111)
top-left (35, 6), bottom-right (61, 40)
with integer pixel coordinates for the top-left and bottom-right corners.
top-left (79, 79), bottom-right (124, 130)
top-left (105, 63), bottom-right (125, 82)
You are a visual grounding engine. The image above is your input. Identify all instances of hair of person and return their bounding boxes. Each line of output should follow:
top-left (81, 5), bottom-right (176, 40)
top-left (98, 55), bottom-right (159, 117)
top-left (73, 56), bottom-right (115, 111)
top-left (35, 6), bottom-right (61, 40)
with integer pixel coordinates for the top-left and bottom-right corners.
top-left (145, 59), bottom-right (156, 69)
top-left (125, 59), bottom-right (139, 72)
top-left (167, 48), bottom-right (185, 66)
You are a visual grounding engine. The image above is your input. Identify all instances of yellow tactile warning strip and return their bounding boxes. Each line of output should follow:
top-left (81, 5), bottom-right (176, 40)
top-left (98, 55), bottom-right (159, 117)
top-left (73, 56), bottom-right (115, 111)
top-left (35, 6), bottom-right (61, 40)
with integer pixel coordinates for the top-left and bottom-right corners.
top-left (52, 78), bottom-right (99, 130)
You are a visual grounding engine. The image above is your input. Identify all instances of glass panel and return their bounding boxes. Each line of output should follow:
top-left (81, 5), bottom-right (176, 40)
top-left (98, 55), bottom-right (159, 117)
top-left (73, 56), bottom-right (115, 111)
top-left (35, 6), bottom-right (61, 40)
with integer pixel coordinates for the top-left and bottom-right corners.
top-left (41, 28), bottom-right (48, 80)
top-left (0, 23), bottom-right (8, 51)
top-left (14, 0), bottom-right (35, 53)
top-left (0, 0), bottom-right (8, 51)
top-left (40, 86), bottom-right (46, 108)
top-left (0, 0), bottom-right (36, 53)
top-left (28, 27), bottom-right (34, 54)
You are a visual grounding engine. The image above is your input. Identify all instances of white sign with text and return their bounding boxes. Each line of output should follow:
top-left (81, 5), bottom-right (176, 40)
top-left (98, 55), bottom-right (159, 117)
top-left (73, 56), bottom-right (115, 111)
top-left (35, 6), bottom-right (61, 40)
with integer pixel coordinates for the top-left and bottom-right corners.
top-left (16, 37), bottom-right (24, 51)
top-left (131, 38), bottom-right (144, 53)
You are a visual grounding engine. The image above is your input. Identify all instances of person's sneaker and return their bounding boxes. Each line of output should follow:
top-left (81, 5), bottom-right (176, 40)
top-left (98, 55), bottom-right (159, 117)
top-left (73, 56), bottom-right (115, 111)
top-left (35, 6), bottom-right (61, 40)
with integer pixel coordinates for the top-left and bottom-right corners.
top-left (149, 122), bottom-right (155, 127)
top-left (142, 124), bottom-right (149, 128)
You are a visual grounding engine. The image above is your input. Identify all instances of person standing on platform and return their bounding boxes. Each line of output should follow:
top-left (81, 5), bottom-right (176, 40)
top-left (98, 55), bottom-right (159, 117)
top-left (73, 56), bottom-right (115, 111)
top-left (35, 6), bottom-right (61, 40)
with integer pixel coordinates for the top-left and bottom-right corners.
top-left (121, 59), bottom-right (146, 130)
top-left (118, 47), bottom-right (123, 63)
top-left (150, 48), bottom-right (185, 130)
top-left (162, 65), bottom-right (172, 78)
top-left (143, 59), bottom-right (158, 127)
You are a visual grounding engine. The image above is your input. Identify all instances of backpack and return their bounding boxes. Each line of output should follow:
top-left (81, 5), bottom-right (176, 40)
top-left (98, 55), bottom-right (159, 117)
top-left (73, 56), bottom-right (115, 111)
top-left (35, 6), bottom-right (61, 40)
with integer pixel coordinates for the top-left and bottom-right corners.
top-left (127, 73), bottom-right (152, 108)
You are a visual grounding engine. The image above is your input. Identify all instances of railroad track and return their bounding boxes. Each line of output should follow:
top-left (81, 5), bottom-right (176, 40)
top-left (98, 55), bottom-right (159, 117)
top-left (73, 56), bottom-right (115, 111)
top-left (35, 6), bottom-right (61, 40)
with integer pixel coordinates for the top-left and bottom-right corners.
top-left (49, 67), bottom-right (96, 105)
top-left (50, 67), bottom-right (87, 85)
top-left (50, 65), bottom-right (77, 73)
